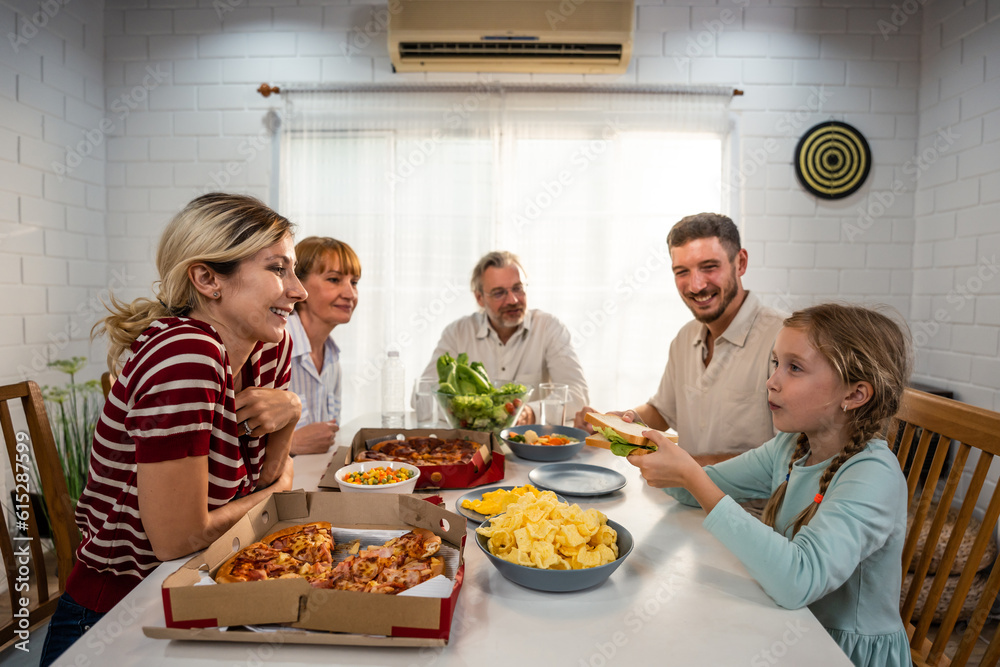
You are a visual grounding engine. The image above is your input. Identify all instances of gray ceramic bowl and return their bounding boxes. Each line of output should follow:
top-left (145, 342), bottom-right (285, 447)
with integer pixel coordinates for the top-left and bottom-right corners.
top-left (475, 518), bottom-right (633, 592)
top-left (500, 424), bottom-right (588, 462)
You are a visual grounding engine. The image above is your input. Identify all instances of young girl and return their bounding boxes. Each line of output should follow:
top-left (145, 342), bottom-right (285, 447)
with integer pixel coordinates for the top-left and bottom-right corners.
top-left (629, 303), bottom-right (912, 667)
top-left (286, 236), bottom-right (362, 455)
top-left (40, 193), bottom-right (306, 667)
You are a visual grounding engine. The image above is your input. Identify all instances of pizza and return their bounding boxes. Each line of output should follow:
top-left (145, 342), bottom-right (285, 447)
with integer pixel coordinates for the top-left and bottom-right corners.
top-left (355, 437), bottom-right (482, 466)
top-left (215, 521), bottom-right (334, 584)
top-left (215, 523), bottom-right (445, 595)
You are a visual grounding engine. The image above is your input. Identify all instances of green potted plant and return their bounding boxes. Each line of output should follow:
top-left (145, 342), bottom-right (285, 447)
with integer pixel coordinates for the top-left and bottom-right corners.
top-left (36, 357), bottom-right (103, 524)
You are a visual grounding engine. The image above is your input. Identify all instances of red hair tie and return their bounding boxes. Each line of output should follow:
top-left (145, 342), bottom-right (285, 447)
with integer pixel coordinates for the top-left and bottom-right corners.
top-left (814, 493), bottom-right (824, 504)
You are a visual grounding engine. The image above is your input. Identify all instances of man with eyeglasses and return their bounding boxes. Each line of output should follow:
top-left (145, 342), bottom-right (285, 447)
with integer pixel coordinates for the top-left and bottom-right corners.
top-left (418, 251), bottom-right (589, 425)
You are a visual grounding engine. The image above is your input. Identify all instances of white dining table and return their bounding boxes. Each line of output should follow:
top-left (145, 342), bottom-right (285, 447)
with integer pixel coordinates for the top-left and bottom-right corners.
top-left (54, 413), bottom-right (853, 666)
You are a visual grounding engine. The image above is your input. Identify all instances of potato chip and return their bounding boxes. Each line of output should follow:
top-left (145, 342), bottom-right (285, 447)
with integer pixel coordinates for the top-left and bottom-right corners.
top-left (594, 543), bottom-right (617, 562)
top-left (578, 509), bottom-right (602, 536)
top-left (524, 502), bottom-right (553, 523)
top-left (487, 529), bottom-right (514, 555)
top-left (556, 523), bottom-right (587, 548)
top-left (512, 549), bottom-right (533, 567)
top-left (574, 547), bottom-right (603, 569)
top-left (537, 490), bottom-right (560, 504)
top-left (495, 510), bottom-right (523, 532)
top-left (530, 541), bottom-right (561, 569)
top-left (462, 484), bottom-right (548, 516)
top-left (513, 527), bottom-right (533, 552)
top-left (590, 524), bottom-right (617, 548)
top-left (558, 543), bottom-right (581, 558)
top-left (476, 495), bottom-right (619, 570)
top-left (526, 519), bottom-right (556, 542)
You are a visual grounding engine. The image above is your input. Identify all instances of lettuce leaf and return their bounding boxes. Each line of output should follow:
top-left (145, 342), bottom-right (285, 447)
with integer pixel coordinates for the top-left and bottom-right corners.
top-left (596, 426), bottom-right (657, 457)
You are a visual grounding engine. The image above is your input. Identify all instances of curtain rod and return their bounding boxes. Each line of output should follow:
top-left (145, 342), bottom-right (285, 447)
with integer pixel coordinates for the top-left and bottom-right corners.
top-left (257, 83), bottom-right (743, 98)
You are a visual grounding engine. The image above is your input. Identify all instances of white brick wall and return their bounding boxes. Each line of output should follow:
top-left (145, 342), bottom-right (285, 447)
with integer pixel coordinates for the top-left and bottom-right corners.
top-left (912, 0), bottom-right (1000, 412)
top-left (93, 0), bottom-right (933, 400)
top-left (0, 0), bottom-right (997, 418)
top-left (0, 0), bottom-right (106, 386)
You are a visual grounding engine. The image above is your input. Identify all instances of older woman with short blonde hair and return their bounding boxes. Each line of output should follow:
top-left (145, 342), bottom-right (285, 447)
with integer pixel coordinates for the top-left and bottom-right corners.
top-left (285, 236), bottom-right (362, 455)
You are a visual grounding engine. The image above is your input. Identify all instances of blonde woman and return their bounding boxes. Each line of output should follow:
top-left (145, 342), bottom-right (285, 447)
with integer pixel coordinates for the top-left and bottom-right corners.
top-left (286, 237), bottom-right (361, 455)
top-left (41, 193), bottom-right (306, 666)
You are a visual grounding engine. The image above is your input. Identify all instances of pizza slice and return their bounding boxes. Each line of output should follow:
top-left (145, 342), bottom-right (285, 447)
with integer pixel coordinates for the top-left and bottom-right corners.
top-left (384, 528), bottom-right (442, 563)
top-left (261, 521), bottom-right (334, 564)
top-left (215, 542), bottom-right (304, 583)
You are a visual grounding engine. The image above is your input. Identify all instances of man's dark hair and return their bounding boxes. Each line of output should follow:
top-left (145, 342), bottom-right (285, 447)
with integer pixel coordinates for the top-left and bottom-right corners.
top-left (666, 213), bottom-right (741, 260)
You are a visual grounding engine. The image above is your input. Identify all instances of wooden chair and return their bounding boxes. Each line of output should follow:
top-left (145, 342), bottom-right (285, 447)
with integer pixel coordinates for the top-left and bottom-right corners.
top-left (889, 388), bottom-right (1000, 666)
top-left (0, 381), bottom-right (79, 651)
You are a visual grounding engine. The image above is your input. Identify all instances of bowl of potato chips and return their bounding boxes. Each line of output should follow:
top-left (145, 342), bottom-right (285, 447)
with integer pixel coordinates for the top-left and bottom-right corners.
top-left (474, 491), bottom-right (633, 592)
top-left (501, 425), bottom-right (587, 462)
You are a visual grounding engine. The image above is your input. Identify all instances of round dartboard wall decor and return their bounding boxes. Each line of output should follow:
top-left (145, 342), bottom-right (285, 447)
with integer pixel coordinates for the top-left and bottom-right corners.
top-left (794, 121), bottom-right (871, 199)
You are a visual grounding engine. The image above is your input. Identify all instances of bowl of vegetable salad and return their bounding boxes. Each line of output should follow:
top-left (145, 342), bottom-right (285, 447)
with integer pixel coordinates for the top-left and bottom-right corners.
top-left (433, 353), bottom-right (532, 436)
top-left (335, 461), bottom-right (421, 494)
top-left (500, 425), bottom-right (587, 462)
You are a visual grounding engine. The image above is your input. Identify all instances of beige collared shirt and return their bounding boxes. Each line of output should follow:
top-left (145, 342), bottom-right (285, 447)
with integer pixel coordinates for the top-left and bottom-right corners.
top-left (419, 309), bottom-right (589, 417)
top-left (648, 292), bottom-right (786, 457)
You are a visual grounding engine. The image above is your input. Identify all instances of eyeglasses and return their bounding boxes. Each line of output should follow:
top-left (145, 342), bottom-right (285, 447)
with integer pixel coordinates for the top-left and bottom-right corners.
top-left (484, 284), bottom-right (526, 301)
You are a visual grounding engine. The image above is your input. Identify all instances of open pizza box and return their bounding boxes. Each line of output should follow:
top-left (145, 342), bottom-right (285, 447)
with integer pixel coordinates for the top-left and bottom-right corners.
top-left (319, 427), bottom-right (506, 490)
top-left (143, 490), bottom-right (467, 647)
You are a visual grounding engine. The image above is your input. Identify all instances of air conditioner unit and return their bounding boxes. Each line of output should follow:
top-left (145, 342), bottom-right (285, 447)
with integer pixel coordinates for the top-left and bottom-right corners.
top-left (387, 0), bottom-right (635, 74)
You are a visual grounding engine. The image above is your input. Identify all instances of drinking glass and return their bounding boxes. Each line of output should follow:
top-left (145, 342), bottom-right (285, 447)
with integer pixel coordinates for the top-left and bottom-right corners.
top-left (538, 383), bottom-right (569, 426)
top-left (414, 379), bottom-right (439, 428)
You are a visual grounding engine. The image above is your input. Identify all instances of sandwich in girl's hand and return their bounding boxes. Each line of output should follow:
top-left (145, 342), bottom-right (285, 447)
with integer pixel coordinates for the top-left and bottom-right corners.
top-left (583, 413), bottom-right (659, 457)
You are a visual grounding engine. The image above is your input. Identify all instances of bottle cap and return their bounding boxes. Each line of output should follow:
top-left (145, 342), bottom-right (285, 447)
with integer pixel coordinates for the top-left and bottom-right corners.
top-left (388, 350), bottom-right (399, 358)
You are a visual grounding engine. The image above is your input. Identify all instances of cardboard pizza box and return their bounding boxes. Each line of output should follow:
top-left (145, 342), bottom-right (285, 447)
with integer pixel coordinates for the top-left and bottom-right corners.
top-left (319, 427), bottom-right (506, 490)
top-left (145, 490), bottom-right (467, 647)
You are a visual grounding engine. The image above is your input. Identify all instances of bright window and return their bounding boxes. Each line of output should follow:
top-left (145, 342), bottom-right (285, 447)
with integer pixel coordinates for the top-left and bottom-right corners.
top-left (280, 88), bottom-right (729, 419)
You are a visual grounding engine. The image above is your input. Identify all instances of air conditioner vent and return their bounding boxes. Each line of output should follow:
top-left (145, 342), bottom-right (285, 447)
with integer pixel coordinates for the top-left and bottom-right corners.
top-left (398, 42), bottom-right (624, 60)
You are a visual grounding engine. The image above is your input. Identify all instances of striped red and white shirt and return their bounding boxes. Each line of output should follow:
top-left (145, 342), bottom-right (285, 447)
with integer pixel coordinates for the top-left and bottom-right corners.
top-left (67, 317), bottom-right (292, 612)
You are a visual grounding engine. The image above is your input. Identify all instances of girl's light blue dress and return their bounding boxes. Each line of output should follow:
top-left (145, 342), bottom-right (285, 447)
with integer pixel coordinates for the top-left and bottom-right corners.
top-left (667, 431), bottom-right (912, 667)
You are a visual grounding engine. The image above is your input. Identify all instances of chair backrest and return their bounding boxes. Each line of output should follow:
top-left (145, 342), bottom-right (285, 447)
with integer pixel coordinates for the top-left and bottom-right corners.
top-left (889, 387), bottom-right (1000, 667)
top-left (0, 381), bottom-right (79, 651)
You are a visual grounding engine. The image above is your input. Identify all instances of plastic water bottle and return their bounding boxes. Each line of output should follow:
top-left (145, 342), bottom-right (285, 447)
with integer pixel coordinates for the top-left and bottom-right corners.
top-left (381, 350), bottom-right (405, 428)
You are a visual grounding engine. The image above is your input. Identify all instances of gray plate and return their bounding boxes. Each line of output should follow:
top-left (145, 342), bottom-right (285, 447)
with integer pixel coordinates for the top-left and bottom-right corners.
top-left (455, 485), bottom-right (567, 524)
top-left (476, 518), bottom-right (633, 592)
top-left (528, 463), bottom-right (627, 497)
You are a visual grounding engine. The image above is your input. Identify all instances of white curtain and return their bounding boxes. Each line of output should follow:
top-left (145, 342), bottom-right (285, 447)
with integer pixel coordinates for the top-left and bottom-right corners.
top-left (279, 84), bottom-right (732, 422)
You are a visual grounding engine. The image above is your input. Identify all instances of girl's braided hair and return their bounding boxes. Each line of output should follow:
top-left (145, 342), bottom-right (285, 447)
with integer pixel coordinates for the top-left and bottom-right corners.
top-left (760, 303), bottom-right (912, 536)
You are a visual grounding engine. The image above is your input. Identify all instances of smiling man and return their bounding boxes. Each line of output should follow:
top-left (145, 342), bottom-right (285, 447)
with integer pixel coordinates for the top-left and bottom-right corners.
top-left (575, 213), bottom-right (785, 465)
top-left (419, 251), bottom-right (589, 424)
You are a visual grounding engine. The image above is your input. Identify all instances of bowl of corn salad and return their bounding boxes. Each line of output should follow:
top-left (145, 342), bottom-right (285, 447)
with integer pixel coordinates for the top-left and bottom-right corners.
top-left (334, 461), bottom-right (421, 494)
